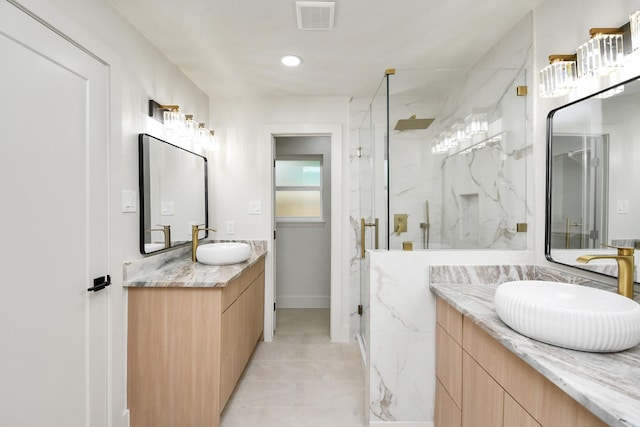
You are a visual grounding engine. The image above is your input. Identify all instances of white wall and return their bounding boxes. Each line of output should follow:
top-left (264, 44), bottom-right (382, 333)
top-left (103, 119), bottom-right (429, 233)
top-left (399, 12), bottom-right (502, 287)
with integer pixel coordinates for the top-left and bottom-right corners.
top-left (208, 96), bottom-right (351, 339)
top-left (532, 0), bottom-right (640, 284)
top-left (13, 1), bottom-right (210, 425)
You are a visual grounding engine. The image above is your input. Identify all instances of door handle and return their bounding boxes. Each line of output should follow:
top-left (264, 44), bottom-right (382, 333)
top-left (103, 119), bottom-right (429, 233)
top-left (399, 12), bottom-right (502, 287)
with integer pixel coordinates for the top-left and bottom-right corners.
top-left (88, 275), bottom-right (111, 292)
top-left (360, 218), bottom-right (379, 258)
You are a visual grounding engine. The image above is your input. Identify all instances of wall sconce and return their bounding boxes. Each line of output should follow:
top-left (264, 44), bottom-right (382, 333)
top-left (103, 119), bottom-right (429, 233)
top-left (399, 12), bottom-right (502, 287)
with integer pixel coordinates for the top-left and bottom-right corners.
top-left (576, 28), bottom-right (624, 78)
top-left (148, 99), bottom-right (216, 153)
top-left (539, 55), bottom-right (577, 98)
top-left (539, 16), bottom-right (633, 99)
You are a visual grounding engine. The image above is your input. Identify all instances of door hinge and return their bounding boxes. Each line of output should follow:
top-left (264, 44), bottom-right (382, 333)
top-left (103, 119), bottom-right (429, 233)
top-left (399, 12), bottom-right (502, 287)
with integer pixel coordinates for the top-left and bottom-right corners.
top-left (88, 275), bottom-right (111, 292)
top-left (274, 230), bottom-right (276, 240)
top-left (358, 304), bottom-right (363, 316)
top-left (274, 302), bottom-right (276, 311)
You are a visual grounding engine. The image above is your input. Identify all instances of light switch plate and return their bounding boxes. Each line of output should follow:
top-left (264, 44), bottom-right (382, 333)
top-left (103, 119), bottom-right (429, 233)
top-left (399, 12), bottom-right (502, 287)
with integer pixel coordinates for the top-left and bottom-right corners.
top-left (249, 201), bottom-right (262, 215)
top-left (122, 190), bottom-right (136, 213)
top-left (226, 221), bottom-right (236, 234)
top-left (161, 201), bottom-right (174, 216)
top-left (617, 200), bottom-right (630, 214)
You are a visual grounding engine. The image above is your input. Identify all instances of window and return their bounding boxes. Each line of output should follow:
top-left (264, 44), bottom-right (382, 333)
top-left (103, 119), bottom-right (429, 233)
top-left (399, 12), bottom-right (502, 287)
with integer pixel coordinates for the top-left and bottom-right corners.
top-left (275, 157), bottom-right (323, 221)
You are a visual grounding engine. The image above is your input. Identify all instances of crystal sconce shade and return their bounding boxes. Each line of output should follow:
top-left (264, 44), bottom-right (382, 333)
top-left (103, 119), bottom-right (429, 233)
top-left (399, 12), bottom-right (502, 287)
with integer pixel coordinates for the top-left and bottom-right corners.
top-left (631, 11), bottom-right (640, 51)
top-left (576, 29), bottom-right (624, 78)
top-left (464, 113), bottom-right (488, 135)
top-left (183, 115), bottom-right (198, 139)
top-left (163, 107), bottom-right (185, 133)
top-left (431, 113), bottom-right (489, 155)
top-left (539, 55), bottom-right (578, 98)
top-left (451, 123), bottom-right (469, 145)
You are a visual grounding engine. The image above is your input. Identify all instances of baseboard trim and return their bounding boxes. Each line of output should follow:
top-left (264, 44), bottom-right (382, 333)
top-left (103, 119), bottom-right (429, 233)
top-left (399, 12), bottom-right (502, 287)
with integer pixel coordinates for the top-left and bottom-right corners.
top-left (276, 296), bottom-right (330, 308)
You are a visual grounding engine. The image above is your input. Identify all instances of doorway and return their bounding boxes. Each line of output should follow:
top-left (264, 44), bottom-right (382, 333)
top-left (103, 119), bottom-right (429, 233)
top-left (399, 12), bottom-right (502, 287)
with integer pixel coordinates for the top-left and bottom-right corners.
top-left (550, 134), bottom-right (609, 249)
top-left (264, 124), bottom-right (344, 343)
top-left (275, 136), bottom-right (331, 324)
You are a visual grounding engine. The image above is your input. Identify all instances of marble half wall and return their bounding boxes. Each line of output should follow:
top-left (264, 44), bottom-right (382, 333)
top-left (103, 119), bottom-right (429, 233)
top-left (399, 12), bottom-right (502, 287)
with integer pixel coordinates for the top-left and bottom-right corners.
top-left (365, 250), bottom-right (537, 426)
top-left (367, 250), bottom-right (435, 426)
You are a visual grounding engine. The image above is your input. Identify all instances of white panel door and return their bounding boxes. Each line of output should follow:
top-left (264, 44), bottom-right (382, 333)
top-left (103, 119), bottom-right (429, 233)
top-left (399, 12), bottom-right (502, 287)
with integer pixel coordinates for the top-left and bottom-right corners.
top-left (0, 2), bottom-right (109, 426)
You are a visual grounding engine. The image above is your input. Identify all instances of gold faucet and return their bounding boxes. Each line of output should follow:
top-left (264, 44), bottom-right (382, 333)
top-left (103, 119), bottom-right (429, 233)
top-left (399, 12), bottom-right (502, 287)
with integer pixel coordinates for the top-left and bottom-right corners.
top-left (146, 224), bottom-right (172, 249)
top-left (191, 224), bottom-right (217, 261)
top-left (576, 246), bottom-right (635, 298)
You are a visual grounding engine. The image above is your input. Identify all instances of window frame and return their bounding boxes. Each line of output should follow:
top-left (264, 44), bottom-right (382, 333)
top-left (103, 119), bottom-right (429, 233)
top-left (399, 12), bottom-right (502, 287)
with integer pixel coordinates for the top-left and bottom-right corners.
top-left (275, 155), bottom-right (324, 223)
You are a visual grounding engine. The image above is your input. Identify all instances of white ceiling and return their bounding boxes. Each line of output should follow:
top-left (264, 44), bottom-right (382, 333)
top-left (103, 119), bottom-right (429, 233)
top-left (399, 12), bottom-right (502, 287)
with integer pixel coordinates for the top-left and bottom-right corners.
top-left (108, 0), bottom-right (544, 99)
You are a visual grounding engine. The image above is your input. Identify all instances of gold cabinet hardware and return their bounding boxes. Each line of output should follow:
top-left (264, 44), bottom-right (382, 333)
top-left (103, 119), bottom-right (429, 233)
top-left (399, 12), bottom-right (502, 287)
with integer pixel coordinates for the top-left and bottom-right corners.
top-left (516, 86), bottom-right (528, 96)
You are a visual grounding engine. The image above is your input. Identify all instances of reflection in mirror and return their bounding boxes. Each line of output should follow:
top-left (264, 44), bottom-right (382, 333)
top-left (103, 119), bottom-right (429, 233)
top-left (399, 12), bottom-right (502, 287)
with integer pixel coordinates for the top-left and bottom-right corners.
top-left (546, 76), bottom-right (640, 282)
top-left (139, 134), bottom-right (208, 254)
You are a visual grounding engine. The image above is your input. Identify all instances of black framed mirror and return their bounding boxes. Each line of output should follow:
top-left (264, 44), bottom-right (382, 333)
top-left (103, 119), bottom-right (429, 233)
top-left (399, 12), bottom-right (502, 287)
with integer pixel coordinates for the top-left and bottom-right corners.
top-left (138, 133), bottom-right (208, 254)
top-left (545, 75), bottom-right (640, 282)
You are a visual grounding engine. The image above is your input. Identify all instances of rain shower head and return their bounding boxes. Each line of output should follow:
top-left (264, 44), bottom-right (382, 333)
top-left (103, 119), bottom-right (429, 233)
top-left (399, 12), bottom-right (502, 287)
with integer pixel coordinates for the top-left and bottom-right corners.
top-left (394, 115), bottom-right (435, 131)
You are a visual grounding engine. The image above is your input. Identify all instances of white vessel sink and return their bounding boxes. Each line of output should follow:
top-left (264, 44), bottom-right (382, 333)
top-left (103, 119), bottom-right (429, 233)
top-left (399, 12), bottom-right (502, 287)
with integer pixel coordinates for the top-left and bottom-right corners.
top-left (196, 242), bottom-right (251, 266)
top-left (494, 280), bottom-right (640, 352)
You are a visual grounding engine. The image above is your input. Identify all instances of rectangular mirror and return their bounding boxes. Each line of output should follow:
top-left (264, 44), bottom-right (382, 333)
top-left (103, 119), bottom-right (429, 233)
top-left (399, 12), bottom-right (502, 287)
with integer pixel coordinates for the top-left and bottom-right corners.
top-left (546, 76), bottom-right (640, 282)
top-left (138, 133), bottom-right (208, 254)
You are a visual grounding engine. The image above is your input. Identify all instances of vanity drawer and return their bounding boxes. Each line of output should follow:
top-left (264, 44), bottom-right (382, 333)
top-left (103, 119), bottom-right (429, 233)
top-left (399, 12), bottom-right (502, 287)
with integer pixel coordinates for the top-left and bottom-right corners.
top-left (222, 277), bottom-right (240, 312)
top-left (240, 257), bottom-right (265, 294)
top-left (436, 296), bottom-right (462, 345)
top-left (436, 323), bottom-right (462, 409)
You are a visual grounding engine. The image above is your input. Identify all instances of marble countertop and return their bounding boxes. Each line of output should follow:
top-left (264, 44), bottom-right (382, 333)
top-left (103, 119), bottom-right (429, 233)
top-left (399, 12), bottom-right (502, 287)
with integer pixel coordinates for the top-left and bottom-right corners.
top-left (429, 265), bottom-right (640, 427)
top-left (123, 240), bottom-right (267, 288)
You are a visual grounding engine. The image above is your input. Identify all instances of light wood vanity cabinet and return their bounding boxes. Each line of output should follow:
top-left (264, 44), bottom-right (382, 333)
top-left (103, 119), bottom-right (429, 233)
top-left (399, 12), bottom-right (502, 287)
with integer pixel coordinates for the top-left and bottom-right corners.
top-left (128, 257), bottom-right (265, 427)
top-left (435, 297), bottom-right (605, 427)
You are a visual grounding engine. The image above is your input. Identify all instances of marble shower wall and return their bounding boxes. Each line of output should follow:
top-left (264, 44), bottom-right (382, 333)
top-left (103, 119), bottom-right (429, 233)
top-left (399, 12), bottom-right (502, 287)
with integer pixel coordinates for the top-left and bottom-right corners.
top-left (425, 13), bottom-right (533, 250)
top-left (348, 13), bottom-right (534, 340)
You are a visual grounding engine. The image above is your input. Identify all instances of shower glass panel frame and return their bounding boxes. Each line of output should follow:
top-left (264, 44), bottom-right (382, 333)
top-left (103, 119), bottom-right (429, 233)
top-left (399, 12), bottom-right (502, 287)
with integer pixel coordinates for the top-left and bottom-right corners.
top-left (358, 73), bottom-right (390, 353)
top-left (356, 65), bottom-right (530, 348)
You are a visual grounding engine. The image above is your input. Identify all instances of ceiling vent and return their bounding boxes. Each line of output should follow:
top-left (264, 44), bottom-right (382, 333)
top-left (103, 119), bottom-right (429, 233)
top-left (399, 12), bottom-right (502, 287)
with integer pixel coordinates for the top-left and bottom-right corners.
top-left (296, 1), bottom-right (335, 30)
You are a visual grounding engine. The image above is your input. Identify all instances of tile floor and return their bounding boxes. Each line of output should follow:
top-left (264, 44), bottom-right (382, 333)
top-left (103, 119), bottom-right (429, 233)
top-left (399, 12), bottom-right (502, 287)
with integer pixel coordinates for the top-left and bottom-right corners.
top-left (221, 309), bottom-right (367, 427)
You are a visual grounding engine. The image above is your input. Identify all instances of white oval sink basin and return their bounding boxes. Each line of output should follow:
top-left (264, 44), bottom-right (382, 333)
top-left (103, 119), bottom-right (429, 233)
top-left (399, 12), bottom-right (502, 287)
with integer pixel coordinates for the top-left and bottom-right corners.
top-left (495, 280), bottom-right (640, 352)
top-left (196, 242), bottom-right (251, 266)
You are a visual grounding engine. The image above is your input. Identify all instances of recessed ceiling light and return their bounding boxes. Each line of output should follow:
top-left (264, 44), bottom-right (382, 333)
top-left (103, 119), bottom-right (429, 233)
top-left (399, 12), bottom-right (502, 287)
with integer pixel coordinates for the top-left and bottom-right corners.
top-left (282, 55), bottom-right (303, 67)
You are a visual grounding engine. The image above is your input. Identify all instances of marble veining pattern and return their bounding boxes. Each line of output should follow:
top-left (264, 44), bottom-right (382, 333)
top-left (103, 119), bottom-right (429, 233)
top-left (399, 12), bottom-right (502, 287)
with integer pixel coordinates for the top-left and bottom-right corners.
top-left (430, 264), bottom-right (640, 427)
top-left (123, 240), bottom-right (267, 287)
top-left (367, 251), bottom-right (435, 424)
top-left (347, 13), bottom-right (534, 340)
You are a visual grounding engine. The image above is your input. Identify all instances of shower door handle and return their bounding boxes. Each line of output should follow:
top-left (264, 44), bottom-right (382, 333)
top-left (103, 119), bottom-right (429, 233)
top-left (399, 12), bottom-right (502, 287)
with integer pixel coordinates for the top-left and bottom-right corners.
top-left (360, 218), bottom-right (379, 258)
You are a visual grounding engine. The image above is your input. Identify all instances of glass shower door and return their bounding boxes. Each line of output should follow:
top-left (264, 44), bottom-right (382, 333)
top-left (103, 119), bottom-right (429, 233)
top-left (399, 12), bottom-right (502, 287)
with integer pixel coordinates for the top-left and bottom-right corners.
top-left (358, 73), bottom-right (390, 354)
